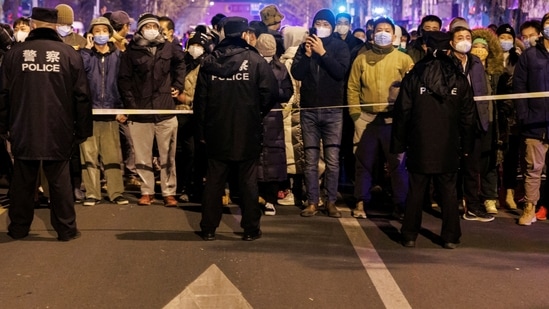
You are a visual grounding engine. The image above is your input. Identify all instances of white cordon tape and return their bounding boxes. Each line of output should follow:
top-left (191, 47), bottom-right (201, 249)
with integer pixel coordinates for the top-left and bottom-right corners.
top-left (92, 92), bottom-right (549, 115)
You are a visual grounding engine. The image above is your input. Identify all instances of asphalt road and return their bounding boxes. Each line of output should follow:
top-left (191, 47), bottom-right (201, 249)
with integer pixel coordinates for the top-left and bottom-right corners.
top-left (1, 190), bottom-right (549, 309)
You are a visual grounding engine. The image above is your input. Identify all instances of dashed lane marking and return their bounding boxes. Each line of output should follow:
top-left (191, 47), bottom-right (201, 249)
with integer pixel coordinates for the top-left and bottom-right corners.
top-left (340, 216), bottom-right (412, 309)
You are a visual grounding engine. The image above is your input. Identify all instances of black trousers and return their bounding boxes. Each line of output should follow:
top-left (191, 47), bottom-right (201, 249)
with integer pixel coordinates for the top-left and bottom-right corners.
top-left (401, 172), bottom-right (461, 244)
top-left (200, 158), bottom-right (261, 233)
top-left (175, 114), bottom-right (195, 193)
top-left (9, 159), bottom-right (77, 238)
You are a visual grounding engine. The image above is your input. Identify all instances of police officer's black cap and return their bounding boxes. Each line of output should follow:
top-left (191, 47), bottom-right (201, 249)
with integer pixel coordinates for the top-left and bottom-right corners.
top-left (222, 16), bottom-right (249, 38)
top-left (31, 7), bottom-right (58, 24)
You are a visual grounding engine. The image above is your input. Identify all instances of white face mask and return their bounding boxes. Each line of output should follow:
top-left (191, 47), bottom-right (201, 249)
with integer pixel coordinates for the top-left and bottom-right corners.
top-left (335, 25), bottom-right (349, 36)
top-left (400, 42), bottom-right (407, 49)
top-left (14, 31), bottom-right (29, 42)
top-left (263, 56), bottom-right (273, 63)
top-left (142, 29), bottom-right (159, 41)
top-left (188, 45), bottom-right (204, 59)
top-left (315, 26), bottom-right (331, 38)
top-left (454, 40), bottom-right (472, 54)
top-left (57, 25), bottom-right (72, 37)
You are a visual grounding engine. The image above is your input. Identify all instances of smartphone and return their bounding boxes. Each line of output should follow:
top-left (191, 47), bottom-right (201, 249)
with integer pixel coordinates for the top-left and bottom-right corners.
top-left (309, 27), bottom-right (316, 36)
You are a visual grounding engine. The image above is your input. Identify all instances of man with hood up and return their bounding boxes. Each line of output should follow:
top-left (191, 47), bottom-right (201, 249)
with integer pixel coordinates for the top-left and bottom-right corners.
top-left (118, 13), bottom-right (186, 208)
top-left (291, 9), bottom-right (350, 219)
top-left (194, 16), bottom-right (278, 241)
top-left (391, 31), bottom-right (475, 249)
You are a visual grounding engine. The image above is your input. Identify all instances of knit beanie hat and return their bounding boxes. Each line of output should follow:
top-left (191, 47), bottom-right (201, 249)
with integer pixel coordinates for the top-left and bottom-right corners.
top-left (137, 13), bottom-right (160, 31)
top-left (472, 37), bottom-right (488, 47)
top-left (313, 9), bottom-right (335, 29)
top-left (55, 4), bottom-right (74, 25)
top-left (260, 5), bottom-right (284, 26)
top-left (222, 16), bottom-right (248, 38)
top-left (88, 17), bottom-right (114, 36)
top-left (449, 18), bottom-right (470, 31)
top-left (335, 12), bottom-right (352, 23)
top-left (186, 30), bottom-right (210, 50)
top-left (496, 24), bottom-right (515, 40)
top-left (256, 33), bottom-right (276, 56)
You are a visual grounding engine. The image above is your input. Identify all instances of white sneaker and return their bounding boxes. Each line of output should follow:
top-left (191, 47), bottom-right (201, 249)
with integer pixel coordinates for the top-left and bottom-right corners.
top-left (264, 202), bottom-right (276, 216)
top-left (484, 199), bottom-right (498, 214)
top-left (277, 192), bottom-right (295, 206)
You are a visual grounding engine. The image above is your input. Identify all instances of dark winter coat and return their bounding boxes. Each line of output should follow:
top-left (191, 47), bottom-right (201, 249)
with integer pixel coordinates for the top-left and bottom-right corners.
top-left (258, 57), bottom-right (293, 182)
top-left (0, 28), bottom-right (92, 160)
top-left (118, 34), bottom-right (186, 123)
top-left (194, 38), bottom-right (278, 161)
top-left (406, 38), bottom-right (426, 64)
top-left (80, 42), bottom-right (122, 121)
top-left (391, 51), bottom-right (475, 174)
top-left (333, 31), bottom-right (363, 53)
top-left (291, 35), bottom-right (350, 108)
top-left (513, 43), bottom-right (549, 141)
top-left (457, 53), bottom-right (491, 134)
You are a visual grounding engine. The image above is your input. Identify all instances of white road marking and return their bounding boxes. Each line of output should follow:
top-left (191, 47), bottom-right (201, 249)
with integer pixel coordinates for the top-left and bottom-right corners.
top-left (340, 217), bottom-right (412, 309)
top-left (163, 264), bottom-right (252, 309)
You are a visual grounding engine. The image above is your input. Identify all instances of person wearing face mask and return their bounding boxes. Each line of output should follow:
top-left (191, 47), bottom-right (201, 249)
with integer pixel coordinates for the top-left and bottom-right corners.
top-left (78, 17), bottom-right (128, 207)
top-left (519, 20), bottom-right (541, 50)
top-left (13, 17), bottom-right (31, 43)
top-left (392, 31), bottom-right (475, 248)
top-left (291, 9), bottom-right (350, 218)
top-left (496, 24), bottom-right (522, 211)
top-left (172, 30), bottom-right (211, 204)
top-left (513, 12), bottom-right (549, 226)
top-left (255, 33), bottom-right (293, 216)
top-left (347, 17), bottom-right (413, 220)
top-left (470, 29), bottom-right (505, 216)
top-left (448, 25), bottom-right (495, 223)
top-left (333, 13), bottom-right (363, 52)
top-left (118, 13), bottom-right (186, 208)
top-left (55, 4), bottom-right (86, 50)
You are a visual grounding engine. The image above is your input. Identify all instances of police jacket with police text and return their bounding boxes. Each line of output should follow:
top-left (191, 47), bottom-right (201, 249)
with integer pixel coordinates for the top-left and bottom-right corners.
top-left (391, 51), bottom-right (475, 174)
top-left (291, 35), bottom-right (350, 108)
top-left (0, 28), bottom-right (92, 160)
top-left (194, 38), bottom-right (278, 161)
top-left (118, 34), bottom-right (186, 123)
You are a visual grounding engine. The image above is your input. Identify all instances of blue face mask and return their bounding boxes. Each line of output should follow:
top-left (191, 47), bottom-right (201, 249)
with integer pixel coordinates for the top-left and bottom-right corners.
top-left (94, 34), bottom-right (110, 45)
top-left (543, 26), bottom-right (549, 40)
top-left (374, 31), bottom-right (393, 46)
top-left (500, 40), bottom-right (513, 52)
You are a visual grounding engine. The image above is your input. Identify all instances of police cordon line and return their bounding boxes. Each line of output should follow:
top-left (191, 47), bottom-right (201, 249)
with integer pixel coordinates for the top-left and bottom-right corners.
top-left (92, 91), bottom-right (549, 115)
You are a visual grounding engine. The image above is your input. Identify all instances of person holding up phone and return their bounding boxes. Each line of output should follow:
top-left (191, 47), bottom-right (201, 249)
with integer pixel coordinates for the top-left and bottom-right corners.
top-left (291, 9), bottom-right (350, 218)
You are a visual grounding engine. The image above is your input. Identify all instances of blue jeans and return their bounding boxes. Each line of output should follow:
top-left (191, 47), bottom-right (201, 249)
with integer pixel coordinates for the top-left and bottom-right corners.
top-left (300, 108), bottom-right (343, 204)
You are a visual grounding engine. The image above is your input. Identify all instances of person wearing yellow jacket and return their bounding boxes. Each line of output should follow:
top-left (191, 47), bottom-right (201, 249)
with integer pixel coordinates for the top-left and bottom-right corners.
top-left (347, 17), bottom-right (414, 219)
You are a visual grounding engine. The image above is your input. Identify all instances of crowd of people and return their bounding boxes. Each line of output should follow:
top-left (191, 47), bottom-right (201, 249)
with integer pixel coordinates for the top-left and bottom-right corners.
top-left (0, 4), bottom-right (548, 247)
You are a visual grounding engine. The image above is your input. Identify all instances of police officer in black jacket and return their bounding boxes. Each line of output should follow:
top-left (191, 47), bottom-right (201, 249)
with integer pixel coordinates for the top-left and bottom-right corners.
top-left (391, 31), bottom-right (475, 249)
top-left (0, 7), bottom-right (92, 241)
top-left (194, 16), bottom-right (278, 241)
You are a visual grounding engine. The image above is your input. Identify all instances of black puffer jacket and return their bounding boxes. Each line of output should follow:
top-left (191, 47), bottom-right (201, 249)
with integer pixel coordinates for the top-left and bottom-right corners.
top-left (391, 51), bottom-right (475, 173)
top-left (194, 38), bottom-right (278, 161)
top-left (118, 33), bottom-right (186, 123)
top-left (0, 28), bottom-right (92, 160)
top-left (291, 35), bottom-right (350, 108)
top-left (258, 57), bottom-right (293, 182)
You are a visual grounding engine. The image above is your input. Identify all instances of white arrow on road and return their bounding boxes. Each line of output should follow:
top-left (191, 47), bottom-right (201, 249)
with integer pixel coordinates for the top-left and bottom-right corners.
top-left (163, 264), bottom-right (253, 309)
